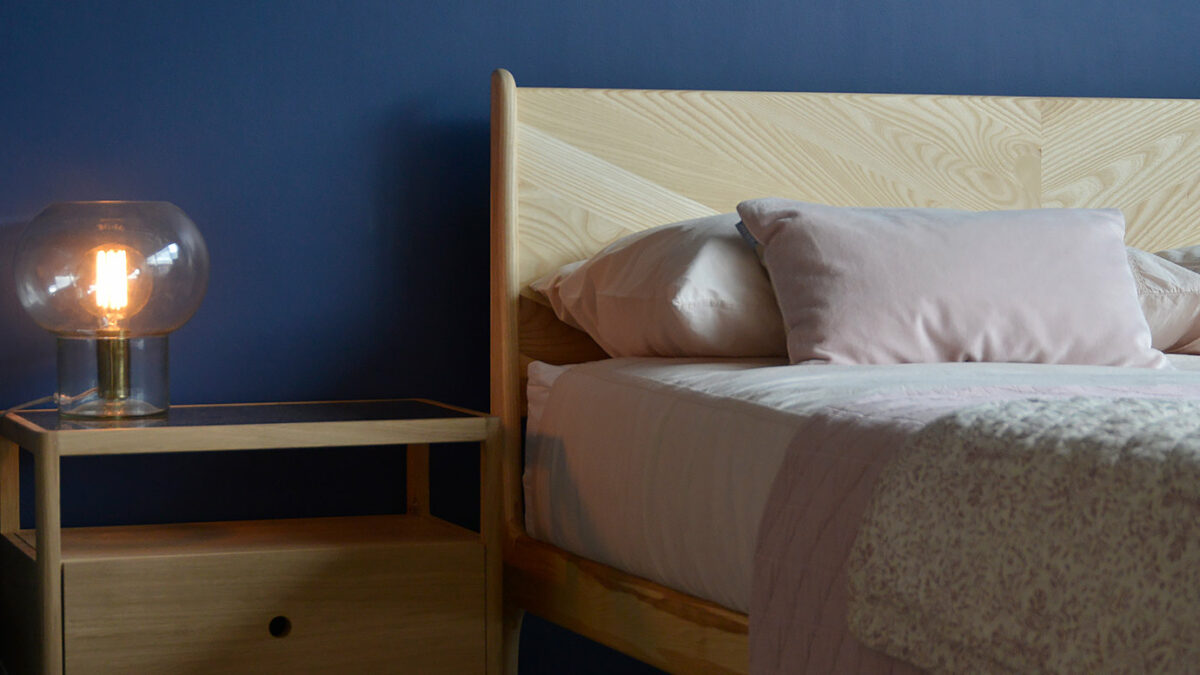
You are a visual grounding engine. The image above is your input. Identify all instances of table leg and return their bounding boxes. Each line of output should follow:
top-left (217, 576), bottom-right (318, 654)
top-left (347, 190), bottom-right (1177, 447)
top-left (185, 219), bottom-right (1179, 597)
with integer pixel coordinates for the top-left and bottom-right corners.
top-left (1, 438), bottom-right (18, 534)
top-left (406, 443), bottom-right (430, 516)
top-left (35, 447), bottom-right (62, 674)
top-left (502, 605), bottom-right (524, 675)
top-left (482, 419), bottom-right (502, 674)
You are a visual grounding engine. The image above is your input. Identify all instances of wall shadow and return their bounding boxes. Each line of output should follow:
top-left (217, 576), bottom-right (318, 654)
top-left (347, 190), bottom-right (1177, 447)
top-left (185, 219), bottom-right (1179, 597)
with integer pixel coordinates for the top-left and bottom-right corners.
top-left (370, 108), bottom-right (491, 408)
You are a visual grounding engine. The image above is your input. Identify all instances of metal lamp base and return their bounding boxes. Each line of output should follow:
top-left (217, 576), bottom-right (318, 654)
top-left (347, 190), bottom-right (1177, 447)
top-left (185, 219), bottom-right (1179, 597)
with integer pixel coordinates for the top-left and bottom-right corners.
top-left (56, 336), bottom-right (169, 418)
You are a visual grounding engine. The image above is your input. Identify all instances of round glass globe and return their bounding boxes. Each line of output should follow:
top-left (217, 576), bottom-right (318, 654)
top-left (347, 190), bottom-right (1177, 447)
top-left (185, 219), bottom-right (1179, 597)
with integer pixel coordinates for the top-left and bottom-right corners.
top-left (14, 201), bottom-right (209, 417)
top-left (14, 201), bottom-right (209, 337)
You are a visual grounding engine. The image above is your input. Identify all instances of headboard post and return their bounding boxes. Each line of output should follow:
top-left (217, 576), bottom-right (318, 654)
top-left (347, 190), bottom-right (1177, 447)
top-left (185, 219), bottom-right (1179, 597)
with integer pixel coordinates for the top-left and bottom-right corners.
top-left (489, 68), bottom-right (524, 546)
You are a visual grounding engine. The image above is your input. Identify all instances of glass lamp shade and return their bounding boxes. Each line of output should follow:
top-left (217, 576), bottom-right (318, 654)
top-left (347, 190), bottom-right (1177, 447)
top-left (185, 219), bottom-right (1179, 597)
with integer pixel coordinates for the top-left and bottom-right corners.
top-left (14, 201), bottom-right (209, 417)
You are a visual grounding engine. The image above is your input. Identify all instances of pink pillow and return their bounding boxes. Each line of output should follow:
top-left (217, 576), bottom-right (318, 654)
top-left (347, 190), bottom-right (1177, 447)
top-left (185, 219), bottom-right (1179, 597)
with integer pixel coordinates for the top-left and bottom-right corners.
top-left (531, 213), bottom-right (787, 357)
top-left (736, 199), bottom-right (1168, 368)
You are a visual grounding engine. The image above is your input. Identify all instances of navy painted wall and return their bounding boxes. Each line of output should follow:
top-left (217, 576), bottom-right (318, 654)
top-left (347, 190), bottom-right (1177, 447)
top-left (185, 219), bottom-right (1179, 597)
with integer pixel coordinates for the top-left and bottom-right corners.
top-left (2, 1), bottom-right (1198, 671)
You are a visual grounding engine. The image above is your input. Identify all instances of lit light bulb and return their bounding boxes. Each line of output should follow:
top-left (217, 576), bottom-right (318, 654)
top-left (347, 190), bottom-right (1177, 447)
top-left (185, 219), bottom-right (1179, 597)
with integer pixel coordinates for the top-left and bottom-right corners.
top-left (84, 245), bottom-right (152, 330)
top-left (95, 248), bottom-right (129, 314)
top-left (15, 202), bottom-right (208, 417)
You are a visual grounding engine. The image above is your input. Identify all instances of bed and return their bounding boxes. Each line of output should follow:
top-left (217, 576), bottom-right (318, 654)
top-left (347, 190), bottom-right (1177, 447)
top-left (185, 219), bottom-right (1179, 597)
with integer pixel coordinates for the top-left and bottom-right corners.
top-left (488, 68), bottom-right (1200, 673)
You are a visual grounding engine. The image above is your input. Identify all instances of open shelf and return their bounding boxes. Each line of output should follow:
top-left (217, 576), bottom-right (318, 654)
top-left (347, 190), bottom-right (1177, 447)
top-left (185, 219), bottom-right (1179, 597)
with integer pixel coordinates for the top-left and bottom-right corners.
top-left (7, 514), bottom-right (477, 561)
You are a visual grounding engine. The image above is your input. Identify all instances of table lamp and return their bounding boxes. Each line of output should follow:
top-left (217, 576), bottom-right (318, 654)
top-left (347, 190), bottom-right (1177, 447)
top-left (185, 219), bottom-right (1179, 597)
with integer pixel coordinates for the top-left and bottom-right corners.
top-left (14, 201), bottom-right (209, 418)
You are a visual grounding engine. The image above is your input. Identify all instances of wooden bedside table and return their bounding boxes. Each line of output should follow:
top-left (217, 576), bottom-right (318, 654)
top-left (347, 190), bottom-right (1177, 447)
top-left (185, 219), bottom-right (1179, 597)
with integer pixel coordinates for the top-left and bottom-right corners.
top-left (0, 399), bottom-right (501, 675)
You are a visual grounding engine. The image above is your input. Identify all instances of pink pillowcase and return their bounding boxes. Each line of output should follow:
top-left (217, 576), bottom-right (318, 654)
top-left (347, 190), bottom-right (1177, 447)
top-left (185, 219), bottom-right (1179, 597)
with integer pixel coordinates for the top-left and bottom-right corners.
top-left (736, 199), bottom-right (1169, 368)
top-left (531, 213), bottom-right (787, 357)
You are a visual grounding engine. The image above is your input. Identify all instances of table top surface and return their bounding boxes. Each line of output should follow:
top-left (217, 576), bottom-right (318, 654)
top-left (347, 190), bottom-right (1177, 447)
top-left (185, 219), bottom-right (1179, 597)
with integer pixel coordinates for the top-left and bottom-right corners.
top-left (9, 399), bottom-right (477, 432)
top-left (1, 399), bottom-right (491, 456)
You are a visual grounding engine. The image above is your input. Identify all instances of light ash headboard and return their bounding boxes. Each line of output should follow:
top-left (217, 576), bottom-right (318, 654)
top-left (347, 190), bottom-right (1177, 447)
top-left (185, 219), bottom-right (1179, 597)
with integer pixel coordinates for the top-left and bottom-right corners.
top-left (489, 68), bottom-right (1200, 530)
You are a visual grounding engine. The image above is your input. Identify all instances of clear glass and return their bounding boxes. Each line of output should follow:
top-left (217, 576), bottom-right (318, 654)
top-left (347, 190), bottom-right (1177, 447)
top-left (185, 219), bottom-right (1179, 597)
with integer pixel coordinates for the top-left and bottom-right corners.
top-left (14, 201), bottom-right (207, 417)
top-left (56, 336), bottom-right (169, 417)
top-left (14, 201), bottom-right (209, 337)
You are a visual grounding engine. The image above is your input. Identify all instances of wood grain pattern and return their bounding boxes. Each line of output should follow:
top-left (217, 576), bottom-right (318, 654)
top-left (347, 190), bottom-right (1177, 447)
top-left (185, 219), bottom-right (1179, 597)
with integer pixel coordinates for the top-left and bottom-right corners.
top-left (28, 416), bottom-right (489, 457)
top-left (491, 69), bottom-right (526, 552)
top-left (6, 516), bottom-right (485, 673)
top-left (515, 88), bottom-right (1045, 288)
top-left (491, 69), bottom-right (1200, 675)
top-left (505, 535), bottom-right (748, 674)
top-left (516, 125), bottom-right (716, 285)
top-left (0, 438), bottom-right (18, 534)
top-left (2, 399), bottom-right (502, 674)
top-left (34, 444), bottom-right (62, 675)
top-left (62, 538), bottom-right (484, 674)
top-left (514, 87), bottom-right (1200, 299)
top-left (1042, 96), bottom-right (1200, 251)
top-left (520, 89), bottom-right (1043, 213)
top-left (481, 418), bottom-right (504, 675)
top-left (517, 294), bottom-right (606, 366)
top-left (12, 515), bottom-right (476, 560)
top-left (1, 412), bottom-right (51, 456)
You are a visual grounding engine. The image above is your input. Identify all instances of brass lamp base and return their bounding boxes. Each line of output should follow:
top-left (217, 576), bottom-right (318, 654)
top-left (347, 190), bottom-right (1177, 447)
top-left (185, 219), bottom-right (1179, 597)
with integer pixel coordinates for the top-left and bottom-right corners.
top-left (96, 336), bottom-right (132, 401)
top-left (56, 335), bottom-right (168, 418)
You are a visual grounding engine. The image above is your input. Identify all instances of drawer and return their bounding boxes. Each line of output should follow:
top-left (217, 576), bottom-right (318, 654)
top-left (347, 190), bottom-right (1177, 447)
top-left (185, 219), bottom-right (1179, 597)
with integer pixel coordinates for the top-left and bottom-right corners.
top-left (62, 539), bottom-right (485, 674)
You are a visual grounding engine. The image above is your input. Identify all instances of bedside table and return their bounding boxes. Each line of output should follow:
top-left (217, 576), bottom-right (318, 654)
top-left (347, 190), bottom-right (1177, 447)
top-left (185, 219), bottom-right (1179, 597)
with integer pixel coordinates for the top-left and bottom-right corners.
top-left (0, 399), bottom-right (501, 675)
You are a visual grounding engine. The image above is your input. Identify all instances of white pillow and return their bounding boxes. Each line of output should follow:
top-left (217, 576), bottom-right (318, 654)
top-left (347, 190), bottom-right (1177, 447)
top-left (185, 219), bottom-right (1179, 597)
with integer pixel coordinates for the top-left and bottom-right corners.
top-left (1129, 246), bottom-right (1200, 353)
top-left (1155, 244), bottom-right (1200, 273)
top-left (736, 198), bottom-right (1168, 368)
top-left (531, 213), bottom-right (787, 357)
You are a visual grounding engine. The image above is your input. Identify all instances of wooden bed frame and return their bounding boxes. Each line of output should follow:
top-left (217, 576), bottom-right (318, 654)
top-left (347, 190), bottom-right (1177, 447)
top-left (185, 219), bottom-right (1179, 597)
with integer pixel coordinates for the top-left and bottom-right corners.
top-left (489, 68), bottom-right (1200, 673)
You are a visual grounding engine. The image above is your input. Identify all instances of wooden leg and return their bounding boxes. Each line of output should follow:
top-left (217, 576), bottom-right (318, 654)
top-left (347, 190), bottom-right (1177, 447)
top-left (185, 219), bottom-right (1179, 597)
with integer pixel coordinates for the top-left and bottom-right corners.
top-left (503, 604), bottom-right (525, 675)
top-left (1, 438), bottom-right (18, 534)
top-left (406, 443), bottom-right (430, 516)
top-left (35, 446), bottom-right (62, 674)
top-left (482, 420), bottom-right (503, 674)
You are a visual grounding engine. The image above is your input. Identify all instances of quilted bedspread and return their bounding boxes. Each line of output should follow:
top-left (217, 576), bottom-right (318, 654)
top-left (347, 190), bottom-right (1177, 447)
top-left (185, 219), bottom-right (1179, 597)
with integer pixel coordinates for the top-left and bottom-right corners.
top-left (847, 397), bottom-right (1200, 673)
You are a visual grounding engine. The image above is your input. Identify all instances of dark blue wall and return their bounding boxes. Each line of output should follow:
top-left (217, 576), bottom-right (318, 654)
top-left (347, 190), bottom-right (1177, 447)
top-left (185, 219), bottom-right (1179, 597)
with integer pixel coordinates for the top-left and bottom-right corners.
top-left (2, 1), bottom-right (1198, 672)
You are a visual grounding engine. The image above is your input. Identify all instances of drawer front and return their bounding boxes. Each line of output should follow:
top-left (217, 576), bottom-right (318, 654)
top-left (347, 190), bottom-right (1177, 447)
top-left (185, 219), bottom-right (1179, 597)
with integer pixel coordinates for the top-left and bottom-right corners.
top-left (63, 541), bottom-right (484, 674)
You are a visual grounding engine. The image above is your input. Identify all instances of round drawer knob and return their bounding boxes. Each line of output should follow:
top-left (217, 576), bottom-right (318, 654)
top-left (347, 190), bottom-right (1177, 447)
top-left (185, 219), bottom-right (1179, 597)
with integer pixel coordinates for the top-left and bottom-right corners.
top-left (268, 615), bottom-right (292, 638)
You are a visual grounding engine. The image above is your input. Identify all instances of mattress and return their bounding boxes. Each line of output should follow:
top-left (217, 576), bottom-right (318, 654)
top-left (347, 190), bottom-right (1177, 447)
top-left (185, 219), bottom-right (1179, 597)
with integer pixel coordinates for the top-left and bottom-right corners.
top-left (524, 354), bottom-right (1200, 613)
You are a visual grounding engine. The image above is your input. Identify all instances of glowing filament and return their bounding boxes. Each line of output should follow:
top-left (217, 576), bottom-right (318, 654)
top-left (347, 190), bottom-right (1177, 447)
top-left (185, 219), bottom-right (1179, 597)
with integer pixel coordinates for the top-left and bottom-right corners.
top-left (95, 249), bottom-right (129, 311)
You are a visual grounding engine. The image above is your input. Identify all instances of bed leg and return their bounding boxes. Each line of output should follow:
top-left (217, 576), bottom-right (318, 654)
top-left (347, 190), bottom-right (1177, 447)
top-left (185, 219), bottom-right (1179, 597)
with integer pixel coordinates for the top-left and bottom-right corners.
top-left (503, 604), bottom-right (525, 675)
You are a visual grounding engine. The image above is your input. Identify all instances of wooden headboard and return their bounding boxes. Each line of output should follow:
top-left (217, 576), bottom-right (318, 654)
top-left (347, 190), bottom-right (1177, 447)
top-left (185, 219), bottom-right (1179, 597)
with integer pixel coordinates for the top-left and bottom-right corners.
top-left (489, 67), bottom-right (1200, 536)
